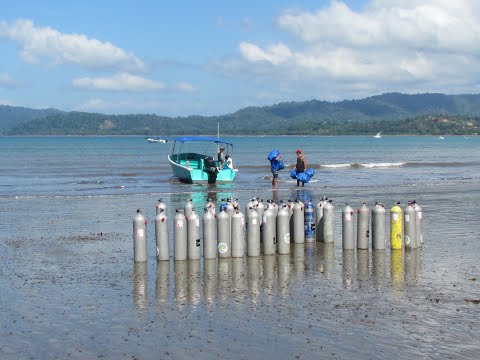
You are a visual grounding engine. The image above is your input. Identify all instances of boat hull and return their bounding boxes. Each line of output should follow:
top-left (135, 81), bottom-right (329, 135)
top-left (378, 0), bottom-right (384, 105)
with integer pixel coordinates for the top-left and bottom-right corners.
top-left (168, 154), bottom-right (236, 183)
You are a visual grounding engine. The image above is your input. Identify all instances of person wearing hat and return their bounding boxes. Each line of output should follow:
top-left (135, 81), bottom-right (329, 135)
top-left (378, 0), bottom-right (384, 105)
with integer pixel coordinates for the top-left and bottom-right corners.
top-left (295, 149), bottom-right (306, 186)
top-left (217, 146), bottom-right (225, 169)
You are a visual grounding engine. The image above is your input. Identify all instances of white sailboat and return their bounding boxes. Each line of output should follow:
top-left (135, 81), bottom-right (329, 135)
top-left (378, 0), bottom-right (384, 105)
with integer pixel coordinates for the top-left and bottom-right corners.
top-left (374, 132), bottom-right (382, 139)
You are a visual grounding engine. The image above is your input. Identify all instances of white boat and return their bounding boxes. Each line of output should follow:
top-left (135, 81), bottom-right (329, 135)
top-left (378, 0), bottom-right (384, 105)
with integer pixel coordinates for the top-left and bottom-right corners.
top-left (168, 136), bottom-right (237, 184)
top-left (373, 132), bottom-right (382, 138)
top-left (438, 136), bottom-right (445, 140)
top-left (146, 137), bottom-right (168, 143)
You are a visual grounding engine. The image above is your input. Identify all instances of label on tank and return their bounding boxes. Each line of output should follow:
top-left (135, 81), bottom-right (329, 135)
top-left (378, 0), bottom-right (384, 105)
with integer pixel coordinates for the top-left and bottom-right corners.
top-left (218, 243), bottom-right (228, 253)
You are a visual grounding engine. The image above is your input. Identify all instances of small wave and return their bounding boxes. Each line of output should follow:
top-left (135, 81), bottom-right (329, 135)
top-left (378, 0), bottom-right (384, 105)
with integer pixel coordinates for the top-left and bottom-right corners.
top-left (320, 162), bottom-right (406, 169)
top-left (321, 163), bottom-right (352, 169)
top-left (360, 162), bottom-right (405, 168)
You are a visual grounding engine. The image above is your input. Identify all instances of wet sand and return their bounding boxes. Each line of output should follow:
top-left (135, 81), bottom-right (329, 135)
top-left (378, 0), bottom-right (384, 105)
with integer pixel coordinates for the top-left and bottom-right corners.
top-left (1, 182), bottom-right (479, 359)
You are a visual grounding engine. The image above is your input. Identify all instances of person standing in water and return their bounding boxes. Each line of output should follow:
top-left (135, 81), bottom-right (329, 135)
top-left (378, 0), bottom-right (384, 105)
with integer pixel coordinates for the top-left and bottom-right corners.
top-left (268, 150), bottom-right (283, 187)
top-left (295, 149), bottom-right (306, 187)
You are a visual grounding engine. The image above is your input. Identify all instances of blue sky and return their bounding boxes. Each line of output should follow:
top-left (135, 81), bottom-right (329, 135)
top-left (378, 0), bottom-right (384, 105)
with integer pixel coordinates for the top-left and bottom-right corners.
top-left (1, 0), bottom-right (479, 116)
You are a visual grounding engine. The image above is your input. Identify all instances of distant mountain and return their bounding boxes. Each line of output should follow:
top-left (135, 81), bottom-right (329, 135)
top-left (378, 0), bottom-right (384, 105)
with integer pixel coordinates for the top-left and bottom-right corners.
top-left (0, 105), bottom-right (64, 134)
top-left (2, 92), bottom-right (480, 135)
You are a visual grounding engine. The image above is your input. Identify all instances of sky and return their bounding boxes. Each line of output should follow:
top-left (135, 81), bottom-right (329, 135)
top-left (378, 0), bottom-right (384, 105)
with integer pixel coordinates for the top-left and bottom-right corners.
top-left (1, 0), bottom-right (480, 116)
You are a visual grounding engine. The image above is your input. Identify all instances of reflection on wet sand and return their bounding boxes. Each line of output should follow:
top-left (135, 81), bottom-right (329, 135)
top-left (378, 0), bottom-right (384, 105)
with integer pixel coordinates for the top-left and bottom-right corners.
top-left (305, 242), bottom-right (316, 271)
top-left (277, 254), bottom-right (291, 297)
top-left (147, 244), bottom-right (422, 307)
top-left (217, 258), bottom-right (232, 304)
top-left (203, 259), bottom-right (217, 307)
top-left (292, 243), bottom-right (305, 276)
top-left (188, 259), bottom-right (201, 305)
top-left (155, 261), bottom-right (170, 304)
top-left (357, 249), bottom-right (369, 284)
top-left (247, 257), bottom-right (261, 304)
top-left (342, 250), bottom-right (355, 289)
top-left (317, 243), bottom-right (335, 278)
top-left (372, 250), bottom-right (386, 289)
top-left (133, 262), bottom-right (148, 310)
top-left (231, 257), bottom-right (246, 303)
top-left (263, 255), bottom-right (276, 301)
top-left (390, 249), bottom-right (404, 289)
top-left (174, 260), bottom-right (188, 305)
top-left (404, 248), bottom-right (422, 285)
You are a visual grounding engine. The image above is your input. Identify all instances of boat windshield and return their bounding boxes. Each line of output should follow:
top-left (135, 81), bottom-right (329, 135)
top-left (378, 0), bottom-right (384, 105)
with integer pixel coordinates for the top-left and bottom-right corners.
top-left (171, 136), bottom-right (234, 155)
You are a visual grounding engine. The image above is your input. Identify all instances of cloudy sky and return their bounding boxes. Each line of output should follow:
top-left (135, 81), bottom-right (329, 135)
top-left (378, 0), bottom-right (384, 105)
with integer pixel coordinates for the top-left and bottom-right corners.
top-left (1, 0), bottom-right (479, 116)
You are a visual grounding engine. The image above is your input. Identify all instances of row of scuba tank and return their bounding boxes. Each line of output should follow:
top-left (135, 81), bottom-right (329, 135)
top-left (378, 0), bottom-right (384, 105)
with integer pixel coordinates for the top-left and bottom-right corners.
top-left (133, 197), bottom-right (423, 263)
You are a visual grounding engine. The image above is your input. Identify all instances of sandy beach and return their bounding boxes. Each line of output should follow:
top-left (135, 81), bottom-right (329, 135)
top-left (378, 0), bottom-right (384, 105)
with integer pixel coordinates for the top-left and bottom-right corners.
top-left (1, 181), bottom-right (479, 359)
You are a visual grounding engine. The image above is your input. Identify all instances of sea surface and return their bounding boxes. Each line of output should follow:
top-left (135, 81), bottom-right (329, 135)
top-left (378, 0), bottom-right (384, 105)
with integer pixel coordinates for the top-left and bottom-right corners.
top-left (1, 135), bottom-right (479, 359)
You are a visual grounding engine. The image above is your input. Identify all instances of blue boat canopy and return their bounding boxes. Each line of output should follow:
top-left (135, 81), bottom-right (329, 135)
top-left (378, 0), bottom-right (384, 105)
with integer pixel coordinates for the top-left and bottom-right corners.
top-left (173, 136), bottom-right (233, 146)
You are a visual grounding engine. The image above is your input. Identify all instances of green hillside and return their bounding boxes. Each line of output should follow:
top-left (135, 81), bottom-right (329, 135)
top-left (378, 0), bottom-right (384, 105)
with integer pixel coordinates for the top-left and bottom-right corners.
top-left (2, 93), bottom-right (480, 135)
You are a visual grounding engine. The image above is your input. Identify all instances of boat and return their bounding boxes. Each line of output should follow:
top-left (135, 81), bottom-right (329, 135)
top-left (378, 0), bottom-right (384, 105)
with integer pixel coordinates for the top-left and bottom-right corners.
top-left (438, 136), bottom-right (445, 140)
top-left (146, 137), bottom-right (168, 143)
top-left (373, 132), bottom-right (382, 139)
top-left (168, 136), bottom-right (237, 183)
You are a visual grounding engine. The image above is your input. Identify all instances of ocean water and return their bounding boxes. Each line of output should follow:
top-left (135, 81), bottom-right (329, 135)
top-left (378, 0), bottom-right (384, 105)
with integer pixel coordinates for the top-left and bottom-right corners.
top-left (1, 135), bottom-right (479, 197)
top-left (1, 135), bottom-right (479, 359)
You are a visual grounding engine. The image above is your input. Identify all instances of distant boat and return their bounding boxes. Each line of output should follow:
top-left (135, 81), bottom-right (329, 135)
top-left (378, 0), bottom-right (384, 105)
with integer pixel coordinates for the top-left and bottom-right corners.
top-left (146, 137), bottom-right (168, 143)
top-left (373, 132), bottom-right (382, 138)
top-left (438, 136), bottom-right (446, 140)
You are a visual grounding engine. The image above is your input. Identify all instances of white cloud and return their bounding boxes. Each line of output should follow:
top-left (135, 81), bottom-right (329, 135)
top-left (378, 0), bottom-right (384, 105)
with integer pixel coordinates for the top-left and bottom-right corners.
top-left (0, 98), bottom-right (14, 105)
top-left (239, 42), bottom-right (292, 66)
top-left (80, 98), bottom-right (106, 110)
top-left (175, 82), bottom-right (196, 92)
top-left (0, 73), bottom-right (16, 88)
top-left (0, 19), bottom-right (145, 72)
top-left (231, 0), bottom-right (480, 98)
top-left (73, 72), bottom-right (164, 92)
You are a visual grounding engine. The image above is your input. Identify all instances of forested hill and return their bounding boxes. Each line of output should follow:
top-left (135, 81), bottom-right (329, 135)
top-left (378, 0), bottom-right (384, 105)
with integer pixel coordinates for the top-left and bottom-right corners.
top-left (0, 105), bottom-right (64, 134)
top-left (2, 92), bottom-right (480, 135)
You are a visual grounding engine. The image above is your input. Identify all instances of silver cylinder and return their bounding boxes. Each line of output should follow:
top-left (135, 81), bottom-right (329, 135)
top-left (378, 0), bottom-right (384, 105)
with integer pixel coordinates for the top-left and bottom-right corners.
top-left (342, 203), bottom-right (355, 250)
top-left (413, 201), bottom-right (423, 248)
top-left (322, 200), bottom-right (335, 244)
top-left (155, 209), bottom-right (169, 261)
top-left (133, 209), bottom-right (147, 263)
top-left (155, 198), bottom-right (167, 216)
top-left (174, 210), bottom-right (187, 261)
top-left (372, 203), bottom-right (386, 250)
top-left (262, 205), bottom-right (277, 255)
top-left (404, 202), bottom-right (416, 250)
top-left (276, 204), bottom-right (291, 255)
top-left (226, 200), bottom-right (235, 218)
top-left (202, 208), bottom-right (217, 259)
top-left (187, 210), bottom-right (201, 260)
top-left (231, 208), bottom-right (246, 258)
top-left (247, 207), bottom-right (261, 257)
top-left (357, 202), bottom-right (370, 250)
top-left (184, 198), bottom-right (194, 218)
top-left (293, 200), bottom-right (305, 244)
top-left (217, 209), bottom-right (231, 258)
top-left (315, 197), bottom-right (326, 242)
top-left (205, 198), bottom-right (216, 215)
top-left (256, 198), bottom-right (265, 220)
